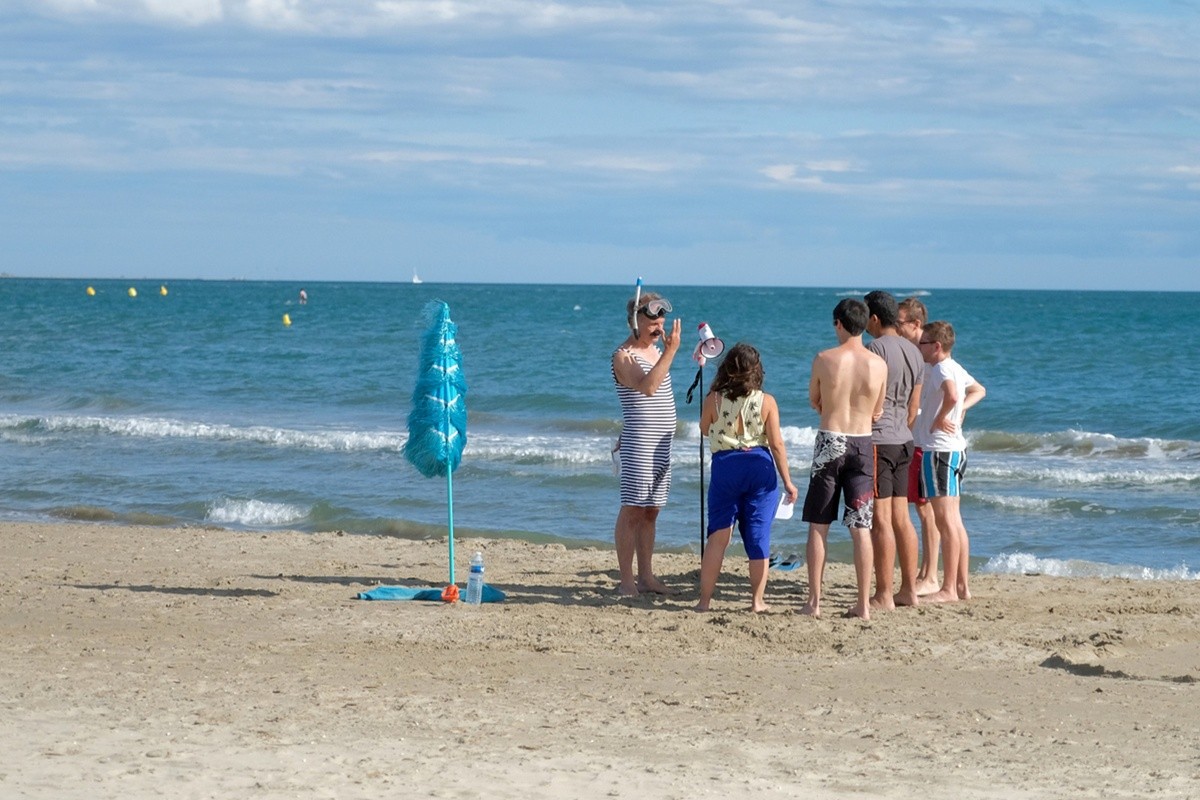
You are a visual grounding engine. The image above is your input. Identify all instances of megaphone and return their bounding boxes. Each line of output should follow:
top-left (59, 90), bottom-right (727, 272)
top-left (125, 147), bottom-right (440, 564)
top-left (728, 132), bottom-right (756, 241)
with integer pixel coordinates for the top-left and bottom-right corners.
top-left (693, 322), bottom-right (725, 366)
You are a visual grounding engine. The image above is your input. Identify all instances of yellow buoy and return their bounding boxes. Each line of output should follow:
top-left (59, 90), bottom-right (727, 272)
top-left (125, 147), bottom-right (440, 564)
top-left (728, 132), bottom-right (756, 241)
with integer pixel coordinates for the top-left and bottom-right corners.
top-left (128, 287), bottom-right (137, 298)
top-left (282, 313), bottom-right (292, 326)
top-left (86, 286), bottom-right (96, 296)
top-left (160, 285), bottom-right (168, 296)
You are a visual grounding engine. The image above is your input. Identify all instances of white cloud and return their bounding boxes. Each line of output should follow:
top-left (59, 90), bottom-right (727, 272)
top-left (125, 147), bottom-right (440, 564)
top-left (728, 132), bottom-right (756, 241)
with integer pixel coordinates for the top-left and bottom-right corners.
top-left (573, 155), bottom-right (681, 174)
top-left (142, 0), bottom-right (222, 25)
top-left (38, 0), bottom-right (225, 25)
top-left (759, 164), bottom-right (846, 193)
top-left (804, 160), bottom-right (859, 173)
top-left (358, 149), bottom-right (545, 168)
top-left (241, 0), bottom-right (307, 30)
top-left (760, 164), bottom-right (796, 182)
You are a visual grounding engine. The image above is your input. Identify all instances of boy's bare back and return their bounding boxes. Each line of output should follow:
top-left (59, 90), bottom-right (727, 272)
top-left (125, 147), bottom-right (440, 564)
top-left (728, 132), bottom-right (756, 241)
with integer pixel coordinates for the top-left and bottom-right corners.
top-left (809, 342), bottom-right (887, 435)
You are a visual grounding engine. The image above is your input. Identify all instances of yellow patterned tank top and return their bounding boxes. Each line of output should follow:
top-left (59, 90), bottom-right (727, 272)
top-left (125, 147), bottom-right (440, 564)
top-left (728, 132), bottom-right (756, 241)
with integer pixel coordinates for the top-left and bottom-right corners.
top-left (708, 390), bottom-right (768, 453)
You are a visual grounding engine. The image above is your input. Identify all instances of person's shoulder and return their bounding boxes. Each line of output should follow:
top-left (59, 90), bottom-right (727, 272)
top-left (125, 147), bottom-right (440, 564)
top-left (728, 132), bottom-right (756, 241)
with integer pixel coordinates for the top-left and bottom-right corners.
top-left (947, 357), bottom-right (976, 383)
top-left (866, 348), bottom-right (888, 379)
top-left (898, 336), bottom-right (922, 358)
top-left (860, 343), bottom-right (887, 365)
top-left (932, 358), bottom-right (957, 380)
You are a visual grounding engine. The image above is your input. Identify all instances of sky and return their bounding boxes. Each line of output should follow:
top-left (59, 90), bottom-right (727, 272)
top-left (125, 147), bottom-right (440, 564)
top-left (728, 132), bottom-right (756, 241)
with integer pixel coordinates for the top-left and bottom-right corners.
top-left (1, 1), bottom-right (1198, 290)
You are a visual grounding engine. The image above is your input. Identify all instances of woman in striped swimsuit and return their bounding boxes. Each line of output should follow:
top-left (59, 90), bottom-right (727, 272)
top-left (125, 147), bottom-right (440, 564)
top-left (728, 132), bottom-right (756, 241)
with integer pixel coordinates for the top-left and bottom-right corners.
top-left (611, 290), bottom-right (681, 597)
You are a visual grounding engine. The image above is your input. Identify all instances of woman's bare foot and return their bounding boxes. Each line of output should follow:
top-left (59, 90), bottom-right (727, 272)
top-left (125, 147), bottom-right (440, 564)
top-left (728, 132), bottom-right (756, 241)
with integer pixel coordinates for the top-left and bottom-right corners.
top-left (693, 602), bottom-right (711, 612)
top-left (637, 576), bottom-right (674, 595)
top-left (893, 589), bottom-right (920, 607)
top-left (800, 602), bottom-right (821, 618)
top-left (749, 602), bottom-right (770, 613)
top-left (924, 589), bottom-right (960, 604)
top-left (617, 582), bottom-right (639, 597)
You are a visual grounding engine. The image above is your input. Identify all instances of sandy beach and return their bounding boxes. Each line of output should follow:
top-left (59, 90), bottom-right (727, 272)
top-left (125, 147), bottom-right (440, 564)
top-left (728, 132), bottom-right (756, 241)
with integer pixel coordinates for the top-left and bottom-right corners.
top-left (2, 521), bottom-right (1198, 799)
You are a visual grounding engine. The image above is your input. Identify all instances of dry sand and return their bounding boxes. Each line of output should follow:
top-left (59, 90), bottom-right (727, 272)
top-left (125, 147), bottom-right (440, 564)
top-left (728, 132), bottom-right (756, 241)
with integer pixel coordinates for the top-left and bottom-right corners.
top-left (2, 521), bottom-right (1198, 799)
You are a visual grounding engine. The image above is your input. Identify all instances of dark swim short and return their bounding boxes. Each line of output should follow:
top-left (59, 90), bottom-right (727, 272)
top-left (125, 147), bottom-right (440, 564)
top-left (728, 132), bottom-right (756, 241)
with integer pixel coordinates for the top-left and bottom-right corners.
top-left (874, 442), bottom-right (913, 499)
top-left (801, 431), bottom-right (875, 530)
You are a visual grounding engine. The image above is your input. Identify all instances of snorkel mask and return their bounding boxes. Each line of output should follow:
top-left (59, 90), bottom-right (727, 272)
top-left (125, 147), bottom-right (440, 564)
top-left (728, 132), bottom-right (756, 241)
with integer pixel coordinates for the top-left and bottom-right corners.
top-left (631, 277), bottom-right (673, 337)
top-left (639, 299), bottom-right (673, 320)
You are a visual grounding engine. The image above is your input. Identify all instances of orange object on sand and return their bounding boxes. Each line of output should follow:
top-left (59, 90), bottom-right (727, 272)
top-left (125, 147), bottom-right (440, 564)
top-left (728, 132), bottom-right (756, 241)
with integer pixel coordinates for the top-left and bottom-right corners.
top-left (441, 584), bottom-right (459, 603)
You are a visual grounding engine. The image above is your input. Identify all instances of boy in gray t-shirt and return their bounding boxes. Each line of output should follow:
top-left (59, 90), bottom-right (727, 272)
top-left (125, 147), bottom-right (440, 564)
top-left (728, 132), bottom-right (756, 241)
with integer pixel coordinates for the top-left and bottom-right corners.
top-left (863, 291), bottom-right (924, 609)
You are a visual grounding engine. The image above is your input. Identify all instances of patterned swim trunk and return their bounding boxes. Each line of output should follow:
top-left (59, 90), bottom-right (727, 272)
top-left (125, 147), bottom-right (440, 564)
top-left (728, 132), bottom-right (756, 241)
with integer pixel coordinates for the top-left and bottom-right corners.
top-left (801, 430), bottom-right (875, 530)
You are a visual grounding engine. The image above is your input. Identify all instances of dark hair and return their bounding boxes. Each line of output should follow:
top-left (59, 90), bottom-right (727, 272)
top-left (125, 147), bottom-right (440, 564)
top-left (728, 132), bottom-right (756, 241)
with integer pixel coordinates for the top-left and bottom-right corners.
top-left (864, 290), bottom-right (899, 327)
top-left (710, 342), bottom-right (764, 399)
top-left (833, 298), bottom-right (869, 336)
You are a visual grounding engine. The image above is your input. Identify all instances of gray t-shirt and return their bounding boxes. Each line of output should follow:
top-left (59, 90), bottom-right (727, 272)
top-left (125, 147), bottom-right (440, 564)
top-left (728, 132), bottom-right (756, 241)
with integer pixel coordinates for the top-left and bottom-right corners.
top-left (866, 334), bottom-right (924, 445)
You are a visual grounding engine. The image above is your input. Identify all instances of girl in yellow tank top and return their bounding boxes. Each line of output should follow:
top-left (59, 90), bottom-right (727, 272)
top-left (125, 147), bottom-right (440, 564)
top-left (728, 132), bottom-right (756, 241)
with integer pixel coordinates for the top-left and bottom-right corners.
top-left (696, 343), bottom-right (799, 613)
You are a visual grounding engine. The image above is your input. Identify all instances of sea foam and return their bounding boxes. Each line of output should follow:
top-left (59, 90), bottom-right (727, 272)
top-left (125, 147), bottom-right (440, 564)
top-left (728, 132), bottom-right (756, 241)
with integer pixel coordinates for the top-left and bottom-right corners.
top-left (206, 499), bottom-right (309, 527)
top-left (983, 552), bottom-right (1198, 581)
top-left (3, 414), bottom-right (406, 452)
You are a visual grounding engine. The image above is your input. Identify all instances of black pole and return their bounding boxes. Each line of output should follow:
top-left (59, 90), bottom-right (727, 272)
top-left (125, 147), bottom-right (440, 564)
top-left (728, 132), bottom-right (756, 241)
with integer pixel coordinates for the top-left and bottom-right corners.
top-left (686, 363), bottom-right (706, 558)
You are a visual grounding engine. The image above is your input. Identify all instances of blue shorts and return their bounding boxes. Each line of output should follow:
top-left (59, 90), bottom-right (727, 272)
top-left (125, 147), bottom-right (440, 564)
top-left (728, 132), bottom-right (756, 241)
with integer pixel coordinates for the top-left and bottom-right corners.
top-left (707, 447), bottom-right (779, 561)
top-left (919, 450), bottom-right (967, 498)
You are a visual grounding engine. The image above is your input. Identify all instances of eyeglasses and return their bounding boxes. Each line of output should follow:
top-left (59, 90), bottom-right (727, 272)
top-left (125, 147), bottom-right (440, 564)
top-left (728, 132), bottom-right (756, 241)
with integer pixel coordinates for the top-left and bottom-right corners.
top-left (918, 339), bottom-right (936, 346)
top-left (639, 299), bottom-right (673, 319)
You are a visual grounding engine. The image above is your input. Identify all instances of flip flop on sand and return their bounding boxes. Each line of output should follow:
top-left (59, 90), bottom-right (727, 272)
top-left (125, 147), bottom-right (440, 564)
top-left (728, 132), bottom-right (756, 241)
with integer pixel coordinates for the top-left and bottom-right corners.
top-left (771, 554), bottom-right (802, 571)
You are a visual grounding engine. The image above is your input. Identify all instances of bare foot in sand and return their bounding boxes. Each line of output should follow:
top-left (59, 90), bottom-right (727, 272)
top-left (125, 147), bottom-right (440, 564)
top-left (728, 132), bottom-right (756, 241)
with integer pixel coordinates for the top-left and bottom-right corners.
top-left (915, 580), bottom-right (941, 596)
top-left (637, 576), bottom-right (674, 595)
top-left (924, 589), bottom-right (960, 604)
top-left (893, 589), bottom-right (920, 607)
top-left (693, 602), bottom-right (710, 612)
top-left (800, 602), bottom-right (821, 618)
top-left (869, 593), bottom-right (895, 612)
top-left (749, 602), bottom-right (770, 613)
top-left (845, 604), bottom-right (870, 620)
top-left (957, 586), bottom-right (972, 601)
top-left (618, 582), bottom-right (639, 597)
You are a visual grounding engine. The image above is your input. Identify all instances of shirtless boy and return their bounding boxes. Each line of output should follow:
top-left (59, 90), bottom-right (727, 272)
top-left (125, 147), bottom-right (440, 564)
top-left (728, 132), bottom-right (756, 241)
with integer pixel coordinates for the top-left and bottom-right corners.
top-left (800, 299), bottom-right (887, 620)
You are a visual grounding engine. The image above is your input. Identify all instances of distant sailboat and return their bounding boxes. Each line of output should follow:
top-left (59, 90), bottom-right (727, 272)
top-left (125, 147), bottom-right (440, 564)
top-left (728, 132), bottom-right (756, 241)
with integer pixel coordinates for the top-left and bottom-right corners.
top-left (412, 270), bottom-right (423, 284)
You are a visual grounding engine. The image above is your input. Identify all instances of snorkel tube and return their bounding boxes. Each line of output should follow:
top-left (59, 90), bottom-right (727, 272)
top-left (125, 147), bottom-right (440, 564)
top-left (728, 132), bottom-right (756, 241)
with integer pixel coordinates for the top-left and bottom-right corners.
top-left (632, 276), bottom-right (643, 337)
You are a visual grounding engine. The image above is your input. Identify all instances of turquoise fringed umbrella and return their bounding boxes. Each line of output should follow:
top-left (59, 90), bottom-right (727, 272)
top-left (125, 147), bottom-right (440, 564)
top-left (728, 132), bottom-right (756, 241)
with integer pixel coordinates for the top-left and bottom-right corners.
top-left (403, 300), bottom-right (467, 584)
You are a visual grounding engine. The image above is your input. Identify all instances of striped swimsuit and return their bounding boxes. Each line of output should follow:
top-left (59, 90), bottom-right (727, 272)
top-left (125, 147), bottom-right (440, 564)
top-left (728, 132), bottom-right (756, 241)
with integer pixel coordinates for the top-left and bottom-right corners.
top-left (612, 348), bottom-right (676, 507)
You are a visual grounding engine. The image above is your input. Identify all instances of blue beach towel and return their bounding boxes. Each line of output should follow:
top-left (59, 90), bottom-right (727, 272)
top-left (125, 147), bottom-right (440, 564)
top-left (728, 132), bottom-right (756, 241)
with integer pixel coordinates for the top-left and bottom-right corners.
top-left (357, 584), bottom-right (506, 603)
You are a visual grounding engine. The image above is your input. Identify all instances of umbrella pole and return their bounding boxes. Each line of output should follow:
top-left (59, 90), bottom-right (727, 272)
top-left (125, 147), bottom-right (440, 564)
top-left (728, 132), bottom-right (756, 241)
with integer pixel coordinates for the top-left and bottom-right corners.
top-left (447, 459), bottom-right (456, 585)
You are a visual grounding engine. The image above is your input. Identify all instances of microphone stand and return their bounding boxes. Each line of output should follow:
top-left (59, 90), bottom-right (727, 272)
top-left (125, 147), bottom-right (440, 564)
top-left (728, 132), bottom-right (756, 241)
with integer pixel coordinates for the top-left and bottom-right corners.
top-left (685, 362), bottom-right (707, 558)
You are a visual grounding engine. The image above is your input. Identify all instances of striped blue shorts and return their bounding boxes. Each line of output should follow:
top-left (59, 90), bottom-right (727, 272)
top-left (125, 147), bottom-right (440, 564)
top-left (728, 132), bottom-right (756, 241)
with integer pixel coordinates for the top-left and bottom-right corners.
top-left (919, 450), bottom-right (967, 498)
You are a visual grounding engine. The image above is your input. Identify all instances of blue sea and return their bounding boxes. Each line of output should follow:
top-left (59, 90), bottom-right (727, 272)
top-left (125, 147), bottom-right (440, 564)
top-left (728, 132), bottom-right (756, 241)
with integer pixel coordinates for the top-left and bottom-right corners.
top-left (2, 278), bottom-right (1197, 580)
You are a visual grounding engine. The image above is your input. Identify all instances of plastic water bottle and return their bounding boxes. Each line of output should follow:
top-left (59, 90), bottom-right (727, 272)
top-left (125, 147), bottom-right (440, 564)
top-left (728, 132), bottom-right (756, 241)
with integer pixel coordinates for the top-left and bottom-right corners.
top-left (465, 551), bottom-right (485, 605)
